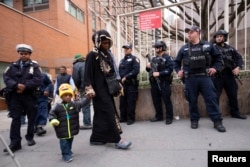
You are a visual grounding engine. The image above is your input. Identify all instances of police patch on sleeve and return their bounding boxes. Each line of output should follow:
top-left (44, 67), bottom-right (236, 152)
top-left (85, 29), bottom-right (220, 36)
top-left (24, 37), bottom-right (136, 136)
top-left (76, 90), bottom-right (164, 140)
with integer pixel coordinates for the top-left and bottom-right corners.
top-left (135, 57), bottom-right (140, 63)
top-left (4, 66), bottom-right (10, 73)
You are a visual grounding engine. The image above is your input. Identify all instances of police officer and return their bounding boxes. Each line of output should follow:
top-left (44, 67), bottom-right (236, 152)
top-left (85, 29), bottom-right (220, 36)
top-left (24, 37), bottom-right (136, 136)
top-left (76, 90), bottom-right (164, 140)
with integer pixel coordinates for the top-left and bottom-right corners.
top-left (174, 26), bottom-right (226, 132)
top-left (146, 41), bottom-right (174, 125)
top-left (35, 72), bottom-right (53, 136)
top-left (212, 30), bottom-right (246, 119)
top-left (3, 44), bottom-right (42, 152)
top-left (119, 43), bottom-right (140, 125)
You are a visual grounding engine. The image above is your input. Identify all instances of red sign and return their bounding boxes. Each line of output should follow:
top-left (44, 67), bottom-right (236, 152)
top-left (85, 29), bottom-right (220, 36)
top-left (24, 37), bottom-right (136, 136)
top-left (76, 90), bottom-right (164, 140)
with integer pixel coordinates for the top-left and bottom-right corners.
top-left (139, 9), bottom-right (162, 30)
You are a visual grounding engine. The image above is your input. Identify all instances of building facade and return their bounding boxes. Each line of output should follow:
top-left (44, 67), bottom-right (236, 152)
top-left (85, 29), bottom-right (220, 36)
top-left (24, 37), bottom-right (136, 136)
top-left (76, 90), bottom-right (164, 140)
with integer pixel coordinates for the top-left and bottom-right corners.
top-left (0, 0), bottom-right (135, 109)
top-left (0, 0), bottom-right (93, 109)
top-left (0, 0), bottom-right (92, 83)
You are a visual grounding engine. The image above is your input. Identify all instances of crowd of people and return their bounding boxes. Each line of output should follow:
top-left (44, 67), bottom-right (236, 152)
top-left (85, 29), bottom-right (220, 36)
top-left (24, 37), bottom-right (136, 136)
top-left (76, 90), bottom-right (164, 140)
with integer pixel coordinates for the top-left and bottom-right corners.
top-left (0, 27), bottom-right (247, 163)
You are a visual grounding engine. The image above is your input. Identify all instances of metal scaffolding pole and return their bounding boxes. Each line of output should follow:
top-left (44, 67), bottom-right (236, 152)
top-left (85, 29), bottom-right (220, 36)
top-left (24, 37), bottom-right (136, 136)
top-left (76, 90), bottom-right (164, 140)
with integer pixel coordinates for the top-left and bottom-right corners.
top-left (224, 0), bottom-right (229, 44)
top-left (116, 0), bottom-right (200, 62)
top-left (0, 135), bottom-right (22, 167)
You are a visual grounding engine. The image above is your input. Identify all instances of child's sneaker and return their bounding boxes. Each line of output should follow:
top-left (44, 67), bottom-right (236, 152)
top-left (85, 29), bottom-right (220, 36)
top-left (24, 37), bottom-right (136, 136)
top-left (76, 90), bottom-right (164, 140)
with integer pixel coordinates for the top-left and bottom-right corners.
top-left (62, 156), bottom-right (73, 163)
top-left (65, 158), bottom-right (73, 163)
top-left (115, 139), bottom-right (132, 149)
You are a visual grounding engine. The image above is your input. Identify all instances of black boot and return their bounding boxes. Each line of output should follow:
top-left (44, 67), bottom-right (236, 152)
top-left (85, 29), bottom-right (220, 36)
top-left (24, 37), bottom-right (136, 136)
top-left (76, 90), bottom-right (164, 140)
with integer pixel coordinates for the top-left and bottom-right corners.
top-left (165, 118), bottom-right (173, 125)
top-left (36, 127), bottom-right (46, 136)
top-left (34, 126), bottom-right (37, 133)
top-left (214, 121), bottom-right (226, 132)
top-left (191, 121), bottom-right (198, 129)
top-left (231, 114), bottom-right (247, 119)
top-left (3, 145), bottom-right (22, 153)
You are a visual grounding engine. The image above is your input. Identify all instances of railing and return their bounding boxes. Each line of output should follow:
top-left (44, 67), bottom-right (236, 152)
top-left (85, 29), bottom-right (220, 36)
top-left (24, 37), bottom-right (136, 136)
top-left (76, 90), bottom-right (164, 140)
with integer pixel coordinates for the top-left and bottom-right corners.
top-left (114, 0), bottom-right (250, 83)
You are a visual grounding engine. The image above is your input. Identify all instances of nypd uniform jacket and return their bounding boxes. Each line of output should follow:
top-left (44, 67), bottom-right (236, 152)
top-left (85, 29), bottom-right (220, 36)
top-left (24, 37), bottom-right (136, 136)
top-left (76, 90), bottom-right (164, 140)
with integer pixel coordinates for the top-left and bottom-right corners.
top-left (174, 40), bottom-right (222, 74)
top-left (215, 43), bottom-right (243, 72)
top-left (119, 54), bottom-right (140, 81)
top-left (4, 60), bottom-right (42, 94)
top-left (146, 54), bottom-right (174, 82)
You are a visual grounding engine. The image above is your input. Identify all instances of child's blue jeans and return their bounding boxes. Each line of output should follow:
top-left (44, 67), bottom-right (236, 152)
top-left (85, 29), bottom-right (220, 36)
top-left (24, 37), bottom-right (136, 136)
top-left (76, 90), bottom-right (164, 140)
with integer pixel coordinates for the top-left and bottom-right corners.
top-left (59, 137), bottom-right (74, 161)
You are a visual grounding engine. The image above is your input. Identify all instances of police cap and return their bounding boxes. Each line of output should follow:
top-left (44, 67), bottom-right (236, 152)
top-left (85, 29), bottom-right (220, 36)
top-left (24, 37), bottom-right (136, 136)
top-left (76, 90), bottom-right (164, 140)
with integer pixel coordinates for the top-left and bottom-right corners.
top-left (185, 25), bottom-right (201, 33)
top-left (122, 43), bottom-right (132, 49)
top-left (16, 44), bottom-right (33, 53)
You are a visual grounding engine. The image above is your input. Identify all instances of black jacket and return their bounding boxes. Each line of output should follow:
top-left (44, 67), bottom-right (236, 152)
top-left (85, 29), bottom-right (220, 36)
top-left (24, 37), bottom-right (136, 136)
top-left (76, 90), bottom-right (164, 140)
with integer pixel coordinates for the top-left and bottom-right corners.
top-left (119, 54), bottom-right (140, 80)
top-left (49, 97), bottom-right (89, 139)
top-left (3, 59), bottom-right (42, 95)
top-left (72, 60), bottom-right (86, 91)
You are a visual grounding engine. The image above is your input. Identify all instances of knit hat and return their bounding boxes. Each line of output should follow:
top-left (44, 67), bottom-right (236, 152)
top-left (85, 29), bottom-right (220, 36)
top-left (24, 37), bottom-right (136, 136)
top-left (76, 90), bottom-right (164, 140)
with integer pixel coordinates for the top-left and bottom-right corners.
top-left (59, 84), bottom-right (74, 98)
top-left (74, 54), bottom-right (83, 61)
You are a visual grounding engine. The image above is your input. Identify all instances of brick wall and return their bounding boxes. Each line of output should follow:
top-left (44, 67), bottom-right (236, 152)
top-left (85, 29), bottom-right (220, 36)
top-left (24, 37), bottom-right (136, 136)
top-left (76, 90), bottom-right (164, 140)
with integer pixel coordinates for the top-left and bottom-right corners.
top-left (0, 2), bottom-right (92, 79)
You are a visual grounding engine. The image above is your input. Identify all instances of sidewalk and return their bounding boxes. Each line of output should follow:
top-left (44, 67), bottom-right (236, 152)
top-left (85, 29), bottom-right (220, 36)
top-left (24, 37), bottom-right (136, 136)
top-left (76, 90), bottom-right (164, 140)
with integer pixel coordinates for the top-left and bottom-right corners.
top-left (0, 110), bottom-right (250, 167)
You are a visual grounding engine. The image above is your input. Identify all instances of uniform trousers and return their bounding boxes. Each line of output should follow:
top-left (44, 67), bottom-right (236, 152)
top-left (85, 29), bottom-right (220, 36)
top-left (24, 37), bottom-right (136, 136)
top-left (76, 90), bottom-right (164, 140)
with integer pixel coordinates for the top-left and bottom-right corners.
top-left (185, 76), bottom-right (222, 122)
top-left (119, 83), bottom-right (138, 121)
top-left (150, 81), bottom-right (173, 120)
top-left (212, 73), bottom-right (241, 116)
top-left (9, 92), bottom-right (37, 146)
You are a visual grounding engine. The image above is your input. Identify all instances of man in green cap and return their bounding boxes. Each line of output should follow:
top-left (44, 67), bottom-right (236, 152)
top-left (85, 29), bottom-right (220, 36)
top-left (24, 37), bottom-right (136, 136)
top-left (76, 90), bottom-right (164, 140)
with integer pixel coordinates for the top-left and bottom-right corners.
top-left (72, 54), bottom-right (92, 129)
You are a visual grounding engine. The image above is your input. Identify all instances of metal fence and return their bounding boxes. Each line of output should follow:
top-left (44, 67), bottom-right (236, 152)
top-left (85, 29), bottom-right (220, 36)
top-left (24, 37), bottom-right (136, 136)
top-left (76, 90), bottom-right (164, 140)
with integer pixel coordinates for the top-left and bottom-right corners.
top-left (113, 0), bottom-right (250, 84)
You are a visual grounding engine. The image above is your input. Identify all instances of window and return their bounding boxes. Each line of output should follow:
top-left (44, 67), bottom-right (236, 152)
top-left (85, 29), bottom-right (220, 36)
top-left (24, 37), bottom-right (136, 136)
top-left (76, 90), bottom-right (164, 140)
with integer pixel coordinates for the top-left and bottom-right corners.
top-left (23, 0), bottom-right (49, 12)
top-left (1, 0), bottom-right (13, 7)
top-left (65, 0), bottom-right (84, 23)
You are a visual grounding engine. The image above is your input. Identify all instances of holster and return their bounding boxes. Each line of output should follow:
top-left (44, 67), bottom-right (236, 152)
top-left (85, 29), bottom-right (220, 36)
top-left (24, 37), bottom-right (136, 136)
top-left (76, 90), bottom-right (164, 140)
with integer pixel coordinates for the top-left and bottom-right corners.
top-left (125, 78), bottom-right (139, 87)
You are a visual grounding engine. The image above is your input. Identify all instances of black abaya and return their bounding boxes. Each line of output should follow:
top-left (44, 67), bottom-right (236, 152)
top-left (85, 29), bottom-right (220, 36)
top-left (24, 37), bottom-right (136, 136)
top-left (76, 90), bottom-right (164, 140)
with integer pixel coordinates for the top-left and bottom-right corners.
top-left (84, 50), bottom-right (121, 143)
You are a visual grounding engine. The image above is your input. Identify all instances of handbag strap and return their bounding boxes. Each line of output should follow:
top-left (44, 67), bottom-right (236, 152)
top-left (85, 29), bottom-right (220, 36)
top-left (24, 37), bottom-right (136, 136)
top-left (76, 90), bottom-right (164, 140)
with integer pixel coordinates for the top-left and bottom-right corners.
top-left (97, 51), bottom-right (116, 78)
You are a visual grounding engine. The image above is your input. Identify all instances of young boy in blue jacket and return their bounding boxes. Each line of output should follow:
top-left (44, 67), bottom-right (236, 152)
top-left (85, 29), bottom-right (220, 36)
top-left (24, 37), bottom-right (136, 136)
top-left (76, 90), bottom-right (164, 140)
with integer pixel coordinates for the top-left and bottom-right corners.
top-left (49, 83), bottom-right (91, 163)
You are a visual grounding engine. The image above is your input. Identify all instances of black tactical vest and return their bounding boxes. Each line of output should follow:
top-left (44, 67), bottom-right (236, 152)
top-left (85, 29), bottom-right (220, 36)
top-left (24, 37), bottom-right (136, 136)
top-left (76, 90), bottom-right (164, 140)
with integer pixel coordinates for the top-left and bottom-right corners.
top-left (216, 45), bottom-right (234, 69)
top-left (151, 55), bottom-right (172, 82)
top-left (152, 56), bottom-right (166, 72)
top-left (189, 45), bottom-right (206, 69)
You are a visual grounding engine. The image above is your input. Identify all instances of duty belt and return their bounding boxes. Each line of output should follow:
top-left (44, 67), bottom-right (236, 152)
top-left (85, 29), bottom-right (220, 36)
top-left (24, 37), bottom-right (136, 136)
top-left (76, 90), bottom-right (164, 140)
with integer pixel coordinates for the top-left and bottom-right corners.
top-left (187, 72), bottom-right (207, 78)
